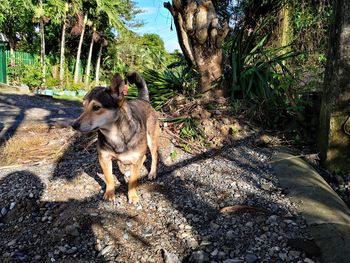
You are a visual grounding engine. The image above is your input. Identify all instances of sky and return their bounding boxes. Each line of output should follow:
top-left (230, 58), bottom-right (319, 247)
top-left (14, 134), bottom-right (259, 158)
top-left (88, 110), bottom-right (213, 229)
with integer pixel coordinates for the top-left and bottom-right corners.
top-left (134, 0), bottom-right (180, 53)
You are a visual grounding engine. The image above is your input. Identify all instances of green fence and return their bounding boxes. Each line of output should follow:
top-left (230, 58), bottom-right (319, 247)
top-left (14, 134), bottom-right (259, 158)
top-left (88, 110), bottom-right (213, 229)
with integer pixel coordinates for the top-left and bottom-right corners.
top-left (0, 48), bottom-right (35, 84)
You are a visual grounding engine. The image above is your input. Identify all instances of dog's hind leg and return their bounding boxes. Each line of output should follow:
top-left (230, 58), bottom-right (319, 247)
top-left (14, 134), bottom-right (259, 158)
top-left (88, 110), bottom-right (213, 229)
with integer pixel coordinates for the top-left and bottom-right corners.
top-left (99, 151), bottom-right (117, 202)
top-left (147, 128), bottom-right (159, 180)
top-left (128, 156), bottom-right (145, 204)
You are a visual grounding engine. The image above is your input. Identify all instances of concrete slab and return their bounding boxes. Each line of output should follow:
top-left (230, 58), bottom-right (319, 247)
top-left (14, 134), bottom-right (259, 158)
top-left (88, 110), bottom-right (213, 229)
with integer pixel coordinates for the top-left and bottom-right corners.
top-left (272, 150), bottom-right (350, 263)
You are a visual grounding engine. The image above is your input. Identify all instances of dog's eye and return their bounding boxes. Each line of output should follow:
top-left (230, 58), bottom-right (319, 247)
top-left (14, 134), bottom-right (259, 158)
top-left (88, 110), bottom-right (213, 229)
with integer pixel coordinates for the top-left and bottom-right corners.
top-left (92, 105), bottom-right (101, 111)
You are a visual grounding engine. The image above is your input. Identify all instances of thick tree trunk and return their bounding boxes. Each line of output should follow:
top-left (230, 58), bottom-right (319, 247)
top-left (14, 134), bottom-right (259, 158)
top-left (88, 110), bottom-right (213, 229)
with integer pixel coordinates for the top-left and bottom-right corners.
top-left (74, 14), bottom-right (87, 84)
top-left (84, 29), bottom-right (95, 86)
top-left (40, 19), bottom-right (46, 85)
top-left (59, 2), bottom-right (68, 87)
top-left (318, 0), bottom-right (350, 173)
top-left (95, 44), bottom-right (103, 85)
top-left (164, 1), bottom-right (228, 94)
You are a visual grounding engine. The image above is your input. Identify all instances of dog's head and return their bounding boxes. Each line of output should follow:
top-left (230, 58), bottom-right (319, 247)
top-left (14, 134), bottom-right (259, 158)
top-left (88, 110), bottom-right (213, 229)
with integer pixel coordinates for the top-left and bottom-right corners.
top-left (72, 73), bottom-right (128, 132)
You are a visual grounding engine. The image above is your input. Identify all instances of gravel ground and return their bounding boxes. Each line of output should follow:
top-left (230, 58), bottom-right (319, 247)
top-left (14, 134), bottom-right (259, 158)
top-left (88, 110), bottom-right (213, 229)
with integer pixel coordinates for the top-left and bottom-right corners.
top-left (0, 130), bottom-right (318, 263)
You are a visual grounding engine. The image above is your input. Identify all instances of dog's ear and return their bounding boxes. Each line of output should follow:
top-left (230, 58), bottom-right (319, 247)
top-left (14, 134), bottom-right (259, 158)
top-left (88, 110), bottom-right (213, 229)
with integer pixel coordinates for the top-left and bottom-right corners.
top-left (110, 73), bottom-right (126, 105)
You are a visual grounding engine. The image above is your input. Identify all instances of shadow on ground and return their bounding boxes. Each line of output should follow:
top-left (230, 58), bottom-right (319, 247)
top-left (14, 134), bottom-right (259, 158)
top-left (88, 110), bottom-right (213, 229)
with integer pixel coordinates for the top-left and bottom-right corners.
top-left (0, 92), bottom-right (81, 147)
top-left (0, 92), bottom-right (320, 262)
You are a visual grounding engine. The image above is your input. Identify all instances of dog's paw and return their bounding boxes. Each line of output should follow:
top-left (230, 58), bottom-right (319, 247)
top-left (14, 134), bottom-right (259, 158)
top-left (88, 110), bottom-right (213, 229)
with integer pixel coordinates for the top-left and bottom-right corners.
top-left (103, 188), bottom-right (116, 202)
top-left (128, 192), bottom-right (139, 204)
top-left (148, 172), bottom-right (157, 180)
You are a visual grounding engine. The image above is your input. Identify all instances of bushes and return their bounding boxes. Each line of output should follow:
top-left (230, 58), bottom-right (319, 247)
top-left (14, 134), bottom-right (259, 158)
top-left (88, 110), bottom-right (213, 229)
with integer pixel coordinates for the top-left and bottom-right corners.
top-left (8, 58), bottom-right (43, 89)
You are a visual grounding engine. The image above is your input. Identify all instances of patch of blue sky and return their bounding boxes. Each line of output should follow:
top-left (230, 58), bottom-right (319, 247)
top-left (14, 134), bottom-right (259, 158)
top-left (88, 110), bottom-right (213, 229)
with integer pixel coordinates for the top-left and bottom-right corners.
top-left (133, 0), bottom-right (180, 53)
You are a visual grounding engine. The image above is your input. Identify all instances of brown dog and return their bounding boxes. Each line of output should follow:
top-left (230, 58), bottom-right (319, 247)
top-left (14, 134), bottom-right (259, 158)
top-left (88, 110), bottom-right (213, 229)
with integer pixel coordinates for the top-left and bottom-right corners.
top-left (72, 72), bottom-right (159, 204)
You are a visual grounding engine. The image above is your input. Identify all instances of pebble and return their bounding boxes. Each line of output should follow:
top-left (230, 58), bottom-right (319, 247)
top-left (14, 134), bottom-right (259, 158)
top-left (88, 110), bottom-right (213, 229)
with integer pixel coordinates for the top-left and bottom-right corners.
top-left (1, 207), bottom-right (7, 216)
top-left (279, 253), bottom-right (287, 261)
top-left (66, 247), bottom-right (77, 255)
top-left (123, 233), bottom-right (129, 240)
top-left (245, 254), bottom-right (258, 263)
top-left (100, 245), bottom-right (113, 256)
top-left (304, 259), bottom-right (315, 263)
top-left (65, 225), bottom-right (80, 237)
top-left (29, 193), bottom-right (34, 198)
top-left (9, 202), bottom-right (16, 210)
top-left (189, 250), bottom-right (209, 263)
top-left (223, 259), bottom-right (243, 263)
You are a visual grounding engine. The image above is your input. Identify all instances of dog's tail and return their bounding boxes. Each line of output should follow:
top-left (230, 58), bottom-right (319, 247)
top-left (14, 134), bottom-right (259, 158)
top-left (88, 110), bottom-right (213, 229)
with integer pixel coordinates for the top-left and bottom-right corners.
top-left (126, 72), bottom-right (149, 102)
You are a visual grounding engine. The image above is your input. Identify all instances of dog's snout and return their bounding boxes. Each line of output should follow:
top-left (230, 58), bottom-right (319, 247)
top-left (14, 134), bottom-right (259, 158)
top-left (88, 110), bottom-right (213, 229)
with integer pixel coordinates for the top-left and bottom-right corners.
top-left (71, 121), bottom-right (80, 130)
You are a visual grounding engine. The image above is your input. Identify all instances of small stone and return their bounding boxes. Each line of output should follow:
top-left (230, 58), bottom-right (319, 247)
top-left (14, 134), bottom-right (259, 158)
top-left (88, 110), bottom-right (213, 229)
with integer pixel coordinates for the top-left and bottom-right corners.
top-left (279, 253), bottom-right (287, 261)
top-left (100, 245), bottom-right (113, 256)
top-left (1, 207), bottom-right (7, 216)
top-left (226, 231), bottom-right (234, 239)
top-left (289, 250), bottom-right (301, 258)
top-left (123, 233), bottom-right (129, 240)
top-left (218, 251), bottom-right (226, 259)
top-left (210, 221), bottom-right (220, 230)
top-left (10, 202), bottom-right (16, 210)
top-left (200, 241), bottom-right (212, 246)
top-left (29, 193), bottom-right (34, 198)
top-left (304, 259), bottom-right (315, 263)
top-left (66, 247), bottom-right (77, 255)
top-left (58, 246), bottom-right (66, 253)
top-left (267, 215), bottom-right (278, 223)
top-left (261, 183), bottom-right (272, 191)
top-left (211, 249), bottom-right (218, 256)
top-left (189, 250), bottom-right (209, 263)
top-left (245, 221), bottom-right (253, 227)
top-left (223, 259), bottom-right (243, 263)
top-left (245, 254), bottom-right (258, 263)
top-left (7, 239), bottom-right (16, 246)
top-left (65, 225), bottom-right (80, 237)
top-left (188, 238), bottom-right (199, 249)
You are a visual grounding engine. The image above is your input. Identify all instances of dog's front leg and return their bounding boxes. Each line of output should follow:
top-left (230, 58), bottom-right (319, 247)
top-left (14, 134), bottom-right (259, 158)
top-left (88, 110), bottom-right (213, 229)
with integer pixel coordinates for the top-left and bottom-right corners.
top-left (99, 151), bottom-right (116, 202)
top-left (128, 156), bottom-right (145, 204)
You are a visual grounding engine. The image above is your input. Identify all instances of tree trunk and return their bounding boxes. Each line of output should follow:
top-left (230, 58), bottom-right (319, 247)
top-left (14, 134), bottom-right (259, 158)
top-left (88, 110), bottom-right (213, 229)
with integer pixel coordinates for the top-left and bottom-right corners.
top-left (9, 39), bottom-right (15, 67)
top-left (59, 2), bottom-right (68, 87)
top-left (164, 1), bottom-right (229, 94)
top-left (84, 29), bottom-right (95, 86)
top-left (74, 14), bottom-right (87, 84)
top-left (95, 44), bottom-right (103, 85)
top-left (40, 18), bottom-right (46, 85)
top-left (318, 0), bottom-right (350, 173)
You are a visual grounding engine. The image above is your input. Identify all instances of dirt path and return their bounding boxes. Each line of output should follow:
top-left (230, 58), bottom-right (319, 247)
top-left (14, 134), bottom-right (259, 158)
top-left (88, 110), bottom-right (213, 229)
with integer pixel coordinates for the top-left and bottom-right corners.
top-left (0, 91), bottom-right (81, 143)
top-left (0, 91), bottom-right (319, 263)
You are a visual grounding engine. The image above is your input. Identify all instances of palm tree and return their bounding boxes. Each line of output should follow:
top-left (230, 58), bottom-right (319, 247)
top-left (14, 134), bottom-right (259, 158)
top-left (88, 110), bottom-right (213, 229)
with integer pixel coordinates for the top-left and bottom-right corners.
top-left (59, 2), bottom-right (69, 86)
top-left (59, 0), bottom-right (81, 86)
top-left (34, 0), bottom-right (64, 85)
top-left (95, 37), bottom-right (107, 85)
top-left (73, 12), bottom-right (88, 83)
top-left (84, 26), bottom-right (97, 86)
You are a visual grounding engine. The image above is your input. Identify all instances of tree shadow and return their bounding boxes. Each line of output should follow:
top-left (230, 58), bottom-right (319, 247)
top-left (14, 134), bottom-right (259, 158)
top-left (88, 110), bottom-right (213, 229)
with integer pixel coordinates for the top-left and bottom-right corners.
top-left (0, 92), bottom-right (81, 147)
top-left (0, 170), bottom-right (155, 262)
top-left (50, 131), bottom-right (317, 262)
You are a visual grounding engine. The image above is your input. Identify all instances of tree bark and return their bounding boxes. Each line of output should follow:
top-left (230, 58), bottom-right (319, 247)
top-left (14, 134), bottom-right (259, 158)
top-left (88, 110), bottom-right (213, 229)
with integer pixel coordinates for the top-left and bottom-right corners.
top-left (164, 1), bottom-right (229, 93)
top-left (318, 0), bottom-right (350, 173)
top-left (95, 44), bottom-right (103, 85)
top-left (59, 2), bottom-right (68, 87)
top-left (84, 29), bottom-right (95, 86)
top-left (74, 14), bottom-right (87, 84)
top-left (9, 39), bottom-right (15, 67)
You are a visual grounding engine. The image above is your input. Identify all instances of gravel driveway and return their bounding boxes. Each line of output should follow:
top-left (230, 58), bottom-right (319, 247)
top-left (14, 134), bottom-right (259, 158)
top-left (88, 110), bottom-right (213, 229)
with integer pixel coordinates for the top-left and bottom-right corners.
top-left (0, 91), bottom-right (318, 263)
top-left (0, 133), bottom-right (317, 263)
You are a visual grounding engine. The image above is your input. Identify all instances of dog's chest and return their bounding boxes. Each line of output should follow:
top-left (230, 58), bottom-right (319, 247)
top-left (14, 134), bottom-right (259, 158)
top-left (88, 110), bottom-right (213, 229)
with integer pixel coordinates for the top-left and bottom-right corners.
top-left (101, 124), bottom-right (143, 154)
